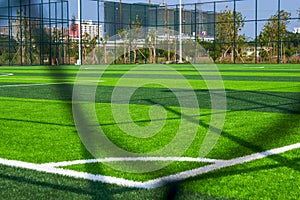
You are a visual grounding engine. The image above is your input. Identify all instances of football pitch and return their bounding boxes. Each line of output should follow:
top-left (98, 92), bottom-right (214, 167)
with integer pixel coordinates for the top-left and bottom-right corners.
top-left (0, 63), bottom-right (300, 199)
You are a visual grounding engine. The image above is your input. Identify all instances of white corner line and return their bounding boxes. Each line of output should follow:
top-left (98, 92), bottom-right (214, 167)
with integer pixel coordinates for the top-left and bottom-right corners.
top-left (142, 142), bottom-right (300, 188)
top-left (42, 157), bottom-right (225, 168)
top-left (0, 158), bottom-right (145, 188)
top-left (0, 143), bottom-right (300, 189)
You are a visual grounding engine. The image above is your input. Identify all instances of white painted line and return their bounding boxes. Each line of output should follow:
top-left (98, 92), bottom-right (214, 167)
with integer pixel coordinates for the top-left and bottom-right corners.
top-left (243, 66), bottom-right (265, 69)
top-left (0, 158), bottom-right (145, 187)
top-left (0, 78), bottom-right (105, 83)
top-left (0, 73), bottom-right (13, 77)
top-left (0, 82), bottom-right (70, 88)
top-left (1, 78), bottom-right (69, 81)
top-left (0, 143), bottom-right (299, 189)
top-left (142, 142), bottom-right (300, 188)
top-left (75, 80), bottom-right (105, 83)
top-left (42, 157), bottom-right (225, 167)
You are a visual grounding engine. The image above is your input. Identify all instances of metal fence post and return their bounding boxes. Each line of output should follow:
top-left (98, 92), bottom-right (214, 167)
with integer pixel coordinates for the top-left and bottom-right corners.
top-left (255, 0), bottom-right (258, 64)
top-left (97, 0), bottom-right (100, 64)
top-left (277, 0), bottom-right (281, 64)
top-left (233, 0), bottom-right (236, 64)
top-left (213, 2), bottom-right (216, 63)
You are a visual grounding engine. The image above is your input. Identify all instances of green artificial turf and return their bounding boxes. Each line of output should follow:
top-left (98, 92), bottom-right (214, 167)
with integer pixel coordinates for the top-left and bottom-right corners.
top-left (181, 148), bottom-right (300, 200)
top-left (0, 63), bottom-right (299, 199)
top-left (63, 161), bottom-right (209, 182)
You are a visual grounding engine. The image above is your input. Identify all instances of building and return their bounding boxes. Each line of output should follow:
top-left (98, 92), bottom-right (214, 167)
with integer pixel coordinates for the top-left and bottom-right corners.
top-left (0, 19), bottom-right (51, 39)
top-left (0, 19), bottom-right (33, 39)
top-left (103, 1), bottom-right (159, 37)
top-left (148, 7), bottom-right (215, 37)
top-left (104, 1), bottom-right (216, 38)
top-left (69, 20), bottom-right (102, 40)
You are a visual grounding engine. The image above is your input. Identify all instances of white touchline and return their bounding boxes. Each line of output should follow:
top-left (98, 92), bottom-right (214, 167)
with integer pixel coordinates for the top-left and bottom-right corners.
top-left (1, 78), bottom-right (70, 81)
top-left (0, 80), bottom-right (105, 86)
top-left (0, 142), bottom-right (300, 189)
top-left (75, 80), bottom-right (106, 83)
top-left (243, 66), bottom-right (265, 68)
top-left (0, 73), bottom-right (14, 77)
top-left (0, 82), bottom-right (70, 88)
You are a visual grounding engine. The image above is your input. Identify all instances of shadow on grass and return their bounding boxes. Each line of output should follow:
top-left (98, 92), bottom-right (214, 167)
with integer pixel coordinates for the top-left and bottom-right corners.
top-left (1, 65), bottom-right (299, 199)
top-left (43, 67), bottom-right (116, 200)
top-left (0, 165), bottom-right (139, 199)
top-left (149, 91), bottom-right (300, 193)
top-left (0, 164), bottom-right (233, 199)
top-left (0, 117), bottom-right (74, 127)
top-left (1, 85), bottom-right (299, 114)
top-left (11, 71), bottom-right (300, 82)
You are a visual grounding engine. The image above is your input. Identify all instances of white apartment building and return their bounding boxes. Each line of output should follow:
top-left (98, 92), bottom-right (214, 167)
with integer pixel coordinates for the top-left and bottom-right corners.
top-left (81, 20), bottom-right (102, 38)
top-left (70, 20), bottom-right (103, 39)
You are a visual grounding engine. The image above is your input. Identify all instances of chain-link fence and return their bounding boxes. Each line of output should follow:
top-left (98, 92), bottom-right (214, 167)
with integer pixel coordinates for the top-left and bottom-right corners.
top-left (0, 0), bottom-right (70, 65)
top-left (0, 0), bottom-right (299, 65)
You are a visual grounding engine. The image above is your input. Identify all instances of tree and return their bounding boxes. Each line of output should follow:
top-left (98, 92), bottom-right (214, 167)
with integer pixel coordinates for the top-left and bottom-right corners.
top-left (71, 15), bottom-right (77, 38)
top-left (130, 15), bottom-right (142, 63)
top-left (283, 31), bottom-right (300, 63)
top-left (259, 10), bottom-right (291, 62)
top-left (0, 35), bottom-right (17, 64)
top-left (118, 29), bottom-right (129, 64)
top-left (81, 32), bottom-right (91, 63)
top-left (146, 29), bottom-right (157, 63)
top-left (100, 35), bottom-right (109, 64)
top-left (80, 32), bottom-right (98, 64)
top-left (259, 49), bottom-right (269, 62)
top-left (14, 9), bottom-right (31, 64)
top-left (215, 6), bottom-right (245, 63)
top-left (90, 35), bottom-right (99, 64)
top-left (13, 9), bottom-right (51, 65)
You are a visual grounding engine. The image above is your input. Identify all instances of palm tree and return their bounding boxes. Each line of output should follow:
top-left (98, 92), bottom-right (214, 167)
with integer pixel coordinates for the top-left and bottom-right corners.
top-left (131, 16), bottom-right (142, 63)
top-left (146, 34), bottom-right (152, 63)
top-left (100, 35), bottom-right (109, 64)
top-left (118, 29), bottom-right (129, 64)
top-left (90, 35), bottom-right (99, 64)
top-left (15, 9), bottom-right (31, 64)
top-left (81, 32), bottom-right (91, 63)
top-left (146, 29), bottom-right (157, 63)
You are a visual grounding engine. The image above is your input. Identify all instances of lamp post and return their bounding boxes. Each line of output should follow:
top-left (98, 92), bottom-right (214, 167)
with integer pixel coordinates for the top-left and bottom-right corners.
top-left (78, 0), bottom-right (82, 65)
top-left (179, 0), bottom-right (183, 63)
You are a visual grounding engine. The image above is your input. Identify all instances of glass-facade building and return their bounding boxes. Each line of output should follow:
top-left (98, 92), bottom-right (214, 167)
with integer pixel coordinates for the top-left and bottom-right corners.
top-left (104, 1), bottom-right (215, 37)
